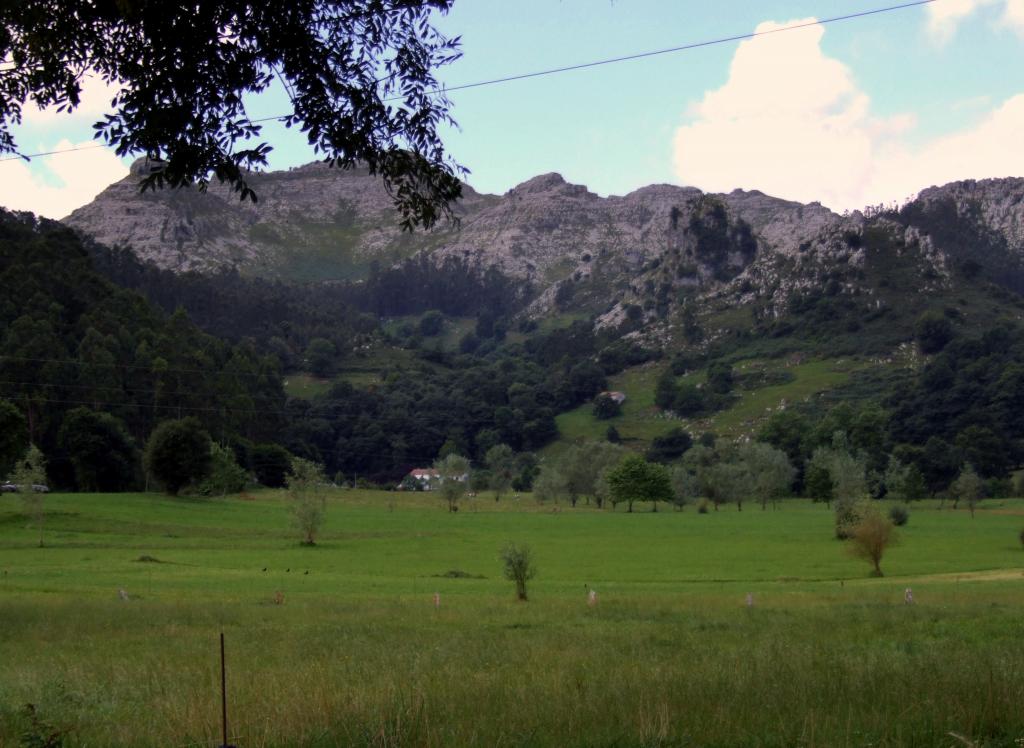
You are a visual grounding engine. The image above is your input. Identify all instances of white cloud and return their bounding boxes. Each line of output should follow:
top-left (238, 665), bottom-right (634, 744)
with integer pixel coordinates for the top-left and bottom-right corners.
top-left (1002, 0), bottom-right (1024, 33)
top-left (672, 19), bottom-right (1024, 212)
top-left (0, 140), bottom-right (128, 219)
top-left (926, 0), bottom-right (1024, 42)
top-left (20, 73), bottom-right (121, 125)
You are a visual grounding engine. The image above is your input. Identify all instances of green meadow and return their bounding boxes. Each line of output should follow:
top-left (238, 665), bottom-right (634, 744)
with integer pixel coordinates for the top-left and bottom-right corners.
top-left (2, 491), bottom-right (1024, 746)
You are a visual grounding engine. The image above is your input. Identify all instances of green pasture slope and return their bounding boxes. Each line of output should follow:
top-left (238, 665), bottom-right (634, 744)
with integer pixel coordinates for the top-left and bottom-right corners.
top-left (2, 491), bottom-right (1024, 746)
top-left (555, 357), bottom-right (860, 449)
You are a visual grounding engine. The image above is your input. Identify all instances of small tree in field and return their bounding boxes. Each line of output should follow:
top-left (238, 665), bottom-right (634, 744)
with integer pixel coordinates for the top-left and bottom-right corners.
top-left (501, 543), bottom-right (536, 601)
top-left (951, 463), bottom-right (984, 517)
top-left (485, 444), bottom-right (515, 502)
top-left (848, 508), bottom-right (897, 577)
top-left (287, 458), bottom-right (328, 546)
top-left (606, 454), bottom-right (672, 512)
top-left (8, 444), bottom-right (47, 547)
top-left (434, 453), bottom-right (469, 512)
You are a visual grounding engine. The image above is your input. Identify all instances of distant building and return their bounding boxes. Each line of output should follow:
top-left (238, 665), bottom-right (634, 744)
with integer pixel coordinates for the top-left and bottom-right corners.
top-left (399, 468), bottom-right (468, 491)
top-left (401, 468), bottom-right (441, 491)
top-left (599, 390), bottom-right (627, 404)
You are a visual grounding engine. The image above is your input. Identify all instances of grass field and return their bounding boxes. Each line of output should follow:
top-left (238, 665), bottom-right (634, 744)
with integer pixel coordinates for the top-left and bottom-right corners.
top-left (282, 373), bottom-right (335, 400)
top-left (2, 491), bottom-right (1024, 746)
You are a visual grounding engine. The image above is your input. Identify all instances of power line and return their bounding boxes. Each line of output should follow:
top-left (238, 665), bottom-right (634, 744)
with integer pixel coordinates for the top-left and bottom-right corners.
top-left (428, 0), bottom-right (938, 96)
top-left (0, 143), bottom-right (107, 162)
top-left (0, 0), bottom-right (937, 164)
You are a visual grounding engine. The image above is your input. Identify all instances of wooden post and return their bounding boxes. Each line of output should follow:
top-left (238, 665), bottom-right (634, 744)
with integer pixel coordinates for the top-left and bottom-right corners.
top-left (219, 632), bottom-right (235, 748)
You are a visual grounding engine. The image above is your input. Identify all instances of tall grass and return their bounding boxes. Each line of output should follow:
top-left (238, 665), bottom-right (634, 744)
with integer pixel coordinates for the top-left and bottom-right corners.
top-left (2, 492), bottom-right (1024, 745)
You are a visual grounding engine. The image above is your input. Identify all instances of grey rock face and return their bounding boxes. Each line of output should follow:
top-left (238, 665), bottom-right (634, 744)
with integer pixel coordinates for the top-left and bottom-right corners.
top-left (63, 163), bottom-right (1024, 321)
top-left (64, 162), bottom-right (843, 283)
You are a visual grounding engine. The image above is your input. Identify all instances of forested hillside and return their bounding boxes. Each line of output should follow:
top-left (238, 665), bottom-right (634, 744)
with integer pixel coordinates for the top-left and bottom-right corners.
top-left (0, 211), bottom-right (286, 488)
top-left (7, 169), bottom-right (1024, 499)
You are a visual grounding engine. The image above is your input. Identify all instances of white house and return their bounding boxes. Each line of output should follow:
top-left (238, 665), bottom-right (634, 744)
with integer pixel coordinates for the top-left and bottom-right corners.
top-left (402, 468), bottom-right (441, 490)
top-left (399, 468), bottom-right (469, 491)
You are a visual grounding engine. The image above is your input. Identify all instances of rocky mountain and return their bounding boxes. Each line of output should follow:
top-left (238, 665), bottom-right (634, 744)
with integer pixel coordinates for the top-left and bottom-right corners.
top-left (64, 161), bottom-right (1024, 355)
top-left (65, 159), bottom-right (836, 284)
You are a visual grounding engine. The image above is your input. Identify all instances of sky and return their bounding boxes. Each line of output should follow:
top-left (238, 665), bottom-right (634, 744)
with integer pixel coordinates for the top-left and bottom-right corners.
top-left (3, 0), bottom-right (1024, 219)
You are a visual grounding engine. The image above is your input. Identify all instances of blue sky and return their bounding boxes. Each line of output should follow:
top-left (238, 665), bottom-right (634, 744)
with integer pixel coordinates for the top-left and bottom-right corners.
top-left (4, 0), bottom-right (1024, 218)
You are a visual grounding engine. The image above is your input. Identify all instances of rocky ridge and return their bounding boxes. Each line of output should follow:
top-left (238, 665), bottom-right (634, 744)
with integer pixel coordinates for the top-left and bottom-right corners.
top-left (63, 164), bottom-right (1024, 343)
top-left (65, 160), bottom-right (842, 284)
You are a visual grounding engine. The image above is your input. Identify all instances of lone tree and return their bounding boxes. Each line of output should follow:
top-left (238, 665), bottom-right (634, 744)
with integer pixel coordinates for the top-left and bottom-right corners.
top-left (606, 454), bottom-right (673, 513)
top-left (434, 452), bottom-right (469, 512)
top-left (951, 463), bottom-right (984, 517)
top-left (0, 0), bottom-right (463, 229)
top-left (7, 444), bottom-right (48, 547)
top-left (500, 543), bottom-right (536, 601)
top-left (143, 417), bottom-right (212, 495)
top-left (287, 457), bottom-right (328, 545)
top-left (485, 444), bottom-right (516, 502)
top-left (848, 508), bottom-right (897, 577)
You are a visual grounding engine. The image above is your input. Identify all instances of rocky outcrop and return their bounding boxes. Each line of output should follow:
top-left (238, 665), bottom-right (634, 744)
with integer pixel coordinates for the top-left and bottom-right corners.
top-left (65, 160), bottom-right (845, 283)
top-left (63, 164), bottom-right (1024, 318)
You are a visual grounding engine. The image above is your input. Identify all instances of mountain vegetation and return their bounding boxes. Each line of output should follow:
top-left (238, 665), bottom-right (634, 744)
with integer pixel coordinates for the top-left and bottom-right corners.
top-left (5, 167), bottom-right (1024, 501)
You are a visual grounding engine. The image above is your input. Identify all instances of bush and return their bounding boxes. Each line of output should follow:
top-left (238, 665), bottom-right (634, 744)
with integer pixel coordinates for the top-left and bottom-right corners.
top-left (501, 543), bottom-right (536, 601)
top-left (1019, 527), bottom-right (1024, 548)
top-left (287, 457), bottom-right (328, 545)
top-left (196, 443), bottom-right (249, 496)
top-left (144, 418), bottom-right (211, 496)
top-left (889, 504), bottom-right (909, 526)
top-left (592, 394), bottom-right (621, 420)
top-left (848, 509), bottom-right (898, 577)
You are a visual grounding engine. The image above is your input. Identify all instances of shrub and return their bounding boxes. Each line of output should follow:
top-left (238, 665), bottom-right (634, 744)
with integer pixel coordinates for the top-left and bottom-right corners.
top-left (848, 509), bottom-right (898, 577)
top-left (501, 543), bottom-right (536, 601)
top-left (196, 443), bottom-right (249, 496)
top-left (889, 504), bottom-right (909, 527)
top-left (592, 394), bottom-right (621, 420)
top-left (287, 457), bottom-right (328, 546)
top-left (144, 418), bottom-right (211, 496)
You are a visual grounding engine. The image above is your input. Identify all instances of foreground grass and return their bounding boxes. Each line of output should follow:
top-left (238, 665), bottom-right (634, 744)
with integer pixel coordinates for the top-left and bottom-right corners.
top-left (2, 492), bottom-right (1024, 746)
